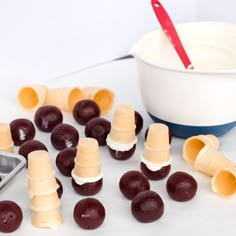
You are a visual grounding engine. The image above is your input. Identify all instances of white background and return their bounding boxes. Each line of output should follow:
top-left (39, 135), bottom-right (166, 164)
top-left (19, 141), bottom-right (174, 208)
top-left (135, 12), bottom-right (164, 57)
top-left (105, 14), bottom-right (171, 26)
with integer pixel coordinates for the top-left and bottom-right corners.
top-left (0, 0), bottom-right (235, 84)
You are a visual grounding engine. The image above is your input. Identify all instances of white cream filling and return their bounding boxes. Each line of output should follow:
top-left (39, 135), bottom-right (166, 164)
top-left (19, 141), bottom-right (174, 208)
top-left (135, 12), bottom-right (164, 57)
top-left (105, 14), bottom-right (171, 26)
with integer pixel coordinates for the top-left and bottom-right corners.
top-left (141, 156), bottom-right (172, 171)
top-left (106, 134), bottom-right (137, 151)
top-left (71, 169), bottom-right (103, 185)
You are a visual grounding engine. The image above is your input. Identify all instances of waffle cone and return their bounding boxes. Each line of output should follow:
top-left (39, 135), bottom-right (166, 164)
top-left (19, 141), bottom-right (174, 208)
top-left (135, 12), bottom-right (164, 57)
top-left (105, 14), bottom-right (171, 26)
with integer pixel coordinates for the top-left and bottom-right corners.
top-left (143, 145), bottom-right (170, 164)
top-left (45, 87), bottom-right (83, 111)
top-left (207, 153), bottom-right (235, 176)
top-left (28, 176), bottom-right (59, 197)
top-left (28, 150), bottom-right (54, 179)
top-left (111, 104), bottom-right (136, 131)
top-left (82, 86), bottom-right (115, 115)
top-left (212, 168), bottom-right (236, 198)
top-left (31, 208), bottom-right (63, 229)
top-left (108, 128), bottom-right (136, 144)
top-left (74, 138), bottom-right (100, 166)
top-left (30, 192), bottom-right (61, 211)
top-left (0, 146), bottom-right (13, 153)
top-left (183, 134), bottom-right (219, 166)
top-left (17, 84), bottom-right (48, 111)
top-left (73, 162), bottom-right (101, 178)
top-left (0, 123), bottom-right (14, 150)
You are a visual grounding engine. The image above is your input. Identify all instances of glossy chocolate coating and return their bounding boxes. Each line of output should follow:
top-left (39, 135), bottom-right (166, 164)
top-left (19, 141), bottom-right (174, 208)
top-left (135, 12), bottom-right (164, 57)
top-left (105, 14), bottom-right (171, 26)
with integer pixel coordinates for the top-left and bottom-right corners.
top-left (131, 190), bottom-right (164, 223)
top-left (119, 170), bottom-right (150, 200)
top-left (73, 197), bottom-right (105, 230)
top-left (72, 178), bottom-right (103, 196)
top-left (107, 144), bottom-right (136, 160)
top-left (56, 177), bottom-right (63, 199)
top-left (0, 200), bottom-right (23, 233)
top-left (73, 99), bottom-right (100, 125)
top-left (140, 162), bottom-right (171, 180)
top-left (51, 123), bottom-right (79, 150)
top-left (166, 171), bottom-right (198, 202)
top-left (85, 117), bottom-right (111, 146)
top-left (18, 140), bottom-right (48, 167)
top-left (135, 111), bottom-right (143, 135)
top-left (56, 147), bottom-right (76, 176)
top-left (10, 118), bottom-right (36, 146)
top-left (34, 105), bottom-right (63, 132)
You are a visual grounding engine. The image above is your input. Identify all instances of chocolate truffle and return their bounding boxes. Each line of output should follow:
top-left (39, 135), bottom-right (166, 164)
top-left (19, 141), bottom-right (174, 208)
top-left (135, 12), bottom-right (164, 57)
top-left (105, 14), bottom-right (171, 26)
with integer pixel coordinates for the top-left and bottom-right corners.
top-left (56, 177), bottom-right (63, 199)
top-left (73, 198), bottom-right (105, 229)
top-left (0, 200), bottom-right (23, 233)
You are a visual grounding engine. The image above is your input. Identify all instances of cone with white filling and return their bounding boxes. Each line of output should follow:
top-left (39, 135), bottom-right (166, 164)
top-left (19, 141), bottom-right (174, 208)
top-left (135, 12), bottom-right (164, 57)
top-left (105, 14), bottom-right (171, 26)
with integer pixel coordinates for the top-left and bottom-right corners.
top-left (17, 84), bottom-right (48, 111)
top-left (45, 87), bottom-right (83, 111)
top-left (82, 86), bottom-right (115, 115)
top-left (31, 208), bottom-right (63, 229)
top-left (107, 104), bottom-right (136, 144)
top-left (0, 122), bottom-right (13, 152)
top-left (183, 134), bottom-right (219, 166)
top-left (212, 168), bottom-right (236, 198)
top-left (72, 138), bottom-right (101, 178)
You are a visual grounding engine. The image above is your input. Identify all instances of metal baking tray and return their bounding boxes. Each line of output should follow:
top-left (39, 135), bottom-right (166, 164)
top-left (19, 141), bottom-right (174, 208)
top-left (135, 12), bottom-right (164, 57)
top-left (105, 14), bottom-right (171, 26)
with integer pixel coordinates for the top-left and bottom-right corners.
top-left (0, 151), bottom-right (26, 190)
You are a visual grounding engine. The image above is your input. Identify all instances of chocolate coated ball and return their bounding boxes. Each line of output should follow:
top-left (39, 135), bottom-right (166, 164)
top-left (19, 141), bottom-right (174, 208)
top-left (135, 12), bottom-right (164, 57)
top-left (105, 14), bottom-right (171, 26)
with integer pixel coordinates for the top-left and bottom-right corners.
top-left (108, 145), bottom-right (136, 161)
top-left (166, 171), bottom-right (198, 202)
top-left (131, 190), bottom-right (164, 223)
top-left (72, 178), bottom-right (103, 196)
top-left (56, 177), bottom-right (63, 198)
top-left (34, 105), bottom-right (63, 132)
top-left (56, 147), bottom-right (76, 176)
top-left (18, 140), bottom-right (48, 167)
top-left (10, 118), bottom-right (36, 146)
top-left (0, 201), bottom-right (23, 233)
top-left (73, 198), bottom-right (105, 229)
top-left (51, 123), bottom-right (79, 150)
top-left (85, 117), bottom-right (111, 146)
top-left (135, 111), bottom-right (143, 135)
top-left (119, 170), bottom-right (150, 200)
top-left (73, 99), bottom-right (100, 125)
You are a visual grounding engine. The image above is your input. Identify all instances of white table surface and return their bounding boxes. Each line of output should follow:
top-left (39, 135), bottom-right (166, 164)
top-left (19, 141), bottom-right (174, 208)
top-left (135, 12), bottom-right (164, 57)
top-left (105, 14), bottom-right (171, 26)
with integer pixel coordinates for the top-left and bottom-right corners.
top-left (1, 58), bottom-right (236, 236)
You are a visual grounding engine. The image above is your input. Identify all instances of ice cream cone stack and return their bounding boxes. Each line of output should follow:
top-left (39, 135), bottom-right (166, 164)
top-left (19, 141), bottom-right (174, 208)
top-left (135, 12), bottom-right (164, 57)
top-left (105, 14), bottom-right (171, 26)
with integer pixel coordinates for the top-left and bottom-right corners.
top-left (212, 168), bottom-right (236, 198)
top-left (45, 87), bottom-right (83, 111)
top-left (0, 122), bottom-right (13, 153)
top-left (27, 150), bottom-right (63, 229)
top-left (183, 134), bottom-right (219, 166)
top-left (193, 145), bottom-right (235, 176)
top-left (82, 86), bottom-right (115, 115)
top-left (108, 104), bottom-right (136, 144)
top-left (143, 123), bottom-right (170, 164)
top-left (72, 138), bottom-right (102, 179)
top-left (17, 84), bottom-right (48, 111)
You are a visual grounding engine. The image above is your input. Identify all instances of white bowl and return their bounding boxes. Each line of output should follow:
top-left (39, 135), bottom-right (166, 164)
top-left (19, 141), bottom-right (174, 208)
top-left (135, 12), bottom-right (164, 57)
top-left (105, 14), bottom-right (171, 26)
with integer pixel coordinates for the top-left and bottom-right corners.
top-left (131, 22), bottom-right (236, 138)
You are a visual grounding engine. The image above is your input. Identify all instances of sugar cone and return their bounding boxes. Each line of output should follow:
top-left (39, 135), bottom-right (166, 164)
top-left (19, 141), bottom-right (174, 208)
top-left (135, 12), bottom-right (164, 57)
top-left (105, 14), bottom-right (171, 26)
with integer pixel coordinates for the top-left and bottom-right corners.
top-left (0, 122), bottom-right (14, 152)
top-left (17, 84), bottom-right (48, 111)
top-left (73, 138), bottom-right (101, 178)
top-left (212, 168), bottom-right (236, 198)
top-left (31, 208), bottom-right (63, 229)
top-left (28, 177), bottom-right (59, 197)
top-left (45, 87), bottom-right (83, 111)
top-left (82, 86), bottom-right (115, 115)
top-left (28, 150), bottom-right (55, 179)
top-left (143, 123), bottom-right (170, 164)
top-left (207, 153), bottom-right (235, 176)
top-left (183, 134), bottom-right (219, 166)
top-left (30, 192), bottom-right (61, 211)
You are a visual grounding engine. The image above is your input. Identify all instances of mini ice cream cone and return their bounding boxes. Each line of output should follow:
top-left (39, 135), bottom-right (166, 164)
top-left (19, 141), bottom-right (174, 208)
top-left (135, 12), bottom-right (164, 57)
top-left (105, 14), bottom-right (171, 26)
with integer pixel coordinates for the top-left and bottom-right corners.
top-left (143, 123), bottom-right (170, 164)
top-left (212, 168), bottom-right (236, 198)
top-left (82, 86), bottom-right (115, 115)
top-left (31, 208), bottom-right (63, 229)
top-left (30, 192), bottom-right (61, 211)
top-left (73, 138), bottom-right (101, 178)
top-left (17, 84), bottom-right (48, 111)
top-left (45, 87), bottom-right (83, 111)
top-left (183, 134), bottom-right (219, 166)
top-left (0, 123), bottom-right (14, 153)
top-left (28, 177), bottom-right (59, 197)
top-left (28, 150), bottom-right (55, 179)
top-left (108, 104), bottom-right (136, 144)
